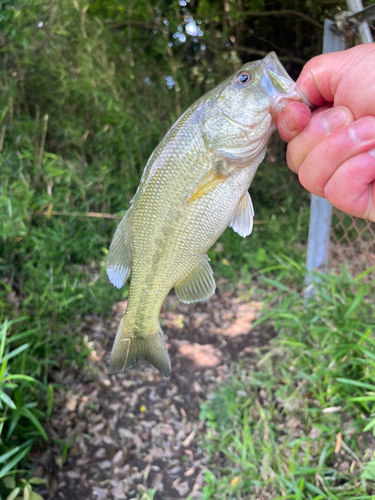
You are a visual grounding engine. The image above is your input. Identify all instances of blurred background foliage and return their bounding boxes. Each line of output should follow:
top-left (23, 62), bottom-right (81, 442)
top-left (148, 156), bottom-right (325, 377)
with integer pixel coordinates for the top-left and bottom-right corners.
top-left (0, 0), bottom-right (372, 493)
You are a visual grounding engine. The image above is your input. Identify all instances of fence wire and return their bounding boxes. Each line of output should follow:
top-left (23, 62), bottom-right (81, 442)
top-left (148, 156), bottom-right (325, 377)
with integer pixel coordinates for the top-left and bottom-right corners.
top-left (329, 209), bottom-right (375, 276)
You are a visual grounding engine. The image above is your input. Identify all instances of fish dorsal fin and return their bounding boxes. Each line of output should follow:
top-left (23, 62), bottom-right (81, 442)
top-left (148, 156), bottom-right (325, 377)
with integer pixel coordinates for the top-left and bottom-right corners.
top-left (184, 165), bottom-right (229, 204)
top-left (230, 191), bottom-right (254, 238)
top-left (175, 258), bottom-right (216, 304)
top-left (106, 210), bottom-right (133, 289)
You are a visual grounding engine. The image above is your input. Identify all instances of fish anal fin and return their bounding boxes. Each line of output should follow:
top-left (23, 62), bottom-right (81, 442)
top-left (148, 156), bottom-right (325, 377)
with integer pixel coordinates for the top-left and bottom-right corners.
top-left (185, 166), bottom-right (229, 204)
top-left (230, 191), bottom-right (254, 238)
top-left (106, 210), bottom-right (133, 289)
top-left (175, 258), bottom-right (216, 304)
top-left (109, 317), bottom-right (171, 377)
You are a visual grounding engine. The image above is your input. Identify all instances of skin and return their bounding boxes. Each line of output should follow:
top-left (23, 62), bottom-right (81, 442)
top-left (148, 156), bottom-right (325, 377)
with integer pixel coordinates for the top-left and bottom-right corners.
top-left (276, 43), bottom-right (375, 221)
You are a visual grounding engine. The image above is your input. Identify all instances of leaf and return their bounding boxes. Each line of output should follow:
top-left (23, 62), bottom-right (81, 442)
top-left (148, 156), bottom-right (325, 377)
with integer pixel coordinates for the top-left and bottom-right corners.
top-left (2, 343), bottom-right (29, 362)
top-left (336, 378), bottom-right (375, 391)
top-left (278, 254), bottom-right (302, 270)
top-left (363, 418), bottom-right (375, 433)
top-left (23, 484), bottom-right (30, 500)
top-left (3, 375), bottom-right (35, 383)
top-left (0, 446), bottom-right (31, 478)
top-left (0, 358), bottom-right (8, 381)
top-left (0, 391), bottom-right (16, 410)
top-left (0, 320), bottom-right (9, 360)
top-left (3, 476), bottom-right (16, 489)
top-left (354, 265), bottom-right (375, 282)
top-left (6, 488), bottom-right (21, 500)
top-left (259, 277), bottom-right (291, 292)
top-left (0, 106), bottom-right (9, 124)
top-left (20, 408), bottom-right (48, 440)
top-left (361, 460), bottom-right (375, 481)
top-left (6, 411), bottom-right (21, 441)
top-left (348, 396), bottom-right (375, 402)
top-left (30, 492), bottom-right (44, 500)
top-left (28, 478), bottom-right (47, 486)
top-left (0, 446), bottom-right (24, 464)
top-left (46, 385), bottom-right (54, 421)
top-left (344, 287), bottom-right (363, 318)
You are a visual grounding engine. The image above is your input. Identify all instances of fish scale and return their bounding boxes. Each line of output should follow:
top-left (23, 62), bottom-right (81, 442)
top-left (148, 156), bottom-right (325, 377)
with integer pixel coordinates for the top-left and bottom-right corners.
top-left (106, 52), bottom-right (308, 376)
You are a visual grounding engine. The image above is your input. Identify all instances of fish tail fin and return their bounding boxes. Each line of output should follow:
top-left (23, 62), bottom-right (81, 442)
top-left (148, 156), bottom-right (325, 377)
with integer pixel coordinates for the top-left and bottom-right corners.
top-left (109, 317), bottom-right (171, 377)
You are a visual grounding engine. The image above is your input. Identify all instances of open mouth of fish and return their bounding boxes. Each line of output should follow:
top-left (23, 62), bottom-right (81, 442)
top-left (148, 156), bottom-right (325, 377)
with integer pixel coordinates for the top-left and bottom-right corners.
top-left (258, 52), bottom-right (311, 115)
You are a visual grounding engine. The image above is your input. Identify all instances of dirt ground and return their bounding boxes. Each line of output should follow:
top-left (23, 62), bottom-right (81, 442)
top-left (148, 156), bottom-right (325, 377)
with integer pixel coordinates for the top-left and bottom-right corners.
top-left (33, 290), bottom-right (275, 500)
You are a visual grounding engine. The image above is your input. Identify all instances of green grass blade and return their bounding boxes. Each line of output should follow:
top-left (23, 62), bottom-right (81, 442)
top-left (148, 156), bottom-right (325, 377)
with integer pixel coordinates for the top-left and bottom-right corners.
top-left (0, 445), bottom-right (31, 478)
top-left (0, 391), bottom-right (16, 410)
top-left (20, 408), bottom-right (48, 440)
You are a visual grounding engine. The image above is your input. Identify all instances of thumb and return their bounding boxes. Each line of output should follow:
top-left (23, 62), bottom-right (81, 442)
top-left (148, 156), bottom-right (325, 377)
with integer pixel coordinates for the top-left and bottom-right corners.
top-left (296, 44), bottom-right (375, 116)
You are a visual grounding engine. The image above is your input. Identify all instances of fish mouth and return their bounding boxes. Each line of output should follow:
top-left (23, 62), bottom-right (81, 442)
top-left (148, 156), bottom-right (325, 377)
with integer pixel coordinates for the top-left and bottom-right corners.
top-left (258, 52), bottom-right (311, 114)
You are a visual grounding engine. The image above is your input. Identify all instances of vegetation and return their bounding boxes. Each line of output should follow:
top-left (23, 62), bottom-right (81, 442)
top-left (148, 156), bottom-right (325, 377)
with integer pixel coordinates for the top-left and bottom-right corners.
top-left (0, 0), bottom-right (373, 497)
top-left (199, 268), bottom-right (375, 499)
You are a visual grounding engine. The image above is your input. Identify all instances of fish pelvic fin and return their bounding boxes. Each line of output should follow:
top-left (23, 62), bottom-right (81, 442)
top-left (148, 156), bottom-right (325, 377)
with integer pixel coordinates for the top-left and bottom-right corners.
top-left (106, 209), bottom-right (133, 289)
top-left (184, 165), bottom-right (229, 204)
top-left (109, 317), bottom-right (171, 377)
top-left (230, 191), bottom-right (254, 238)
top-left (175, 257), bottom-right (216, 304)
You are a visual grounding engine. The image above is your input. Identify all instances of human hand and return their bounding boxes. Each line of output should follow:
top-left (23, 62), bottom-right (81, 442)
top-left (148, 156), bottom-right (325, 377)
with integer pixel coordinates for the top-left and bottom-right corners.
top-left (277, 43), bottom-right (375, 221)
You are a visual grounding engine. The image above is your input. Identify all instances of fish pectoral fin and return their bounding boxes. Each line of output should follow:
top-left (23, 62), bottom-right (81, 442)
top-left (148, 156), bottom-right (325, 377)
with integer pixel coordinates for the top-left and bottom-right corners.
top-left (230, 191), bottom-right (254, 238)
top-left (175, 258), bottom-right (216, 304)
top-left (184, 166), bottom-right (229, 204)
top-left (106, 209), bottom-right (133, 289)
top-left (109, 317), bottom-right (171, 377)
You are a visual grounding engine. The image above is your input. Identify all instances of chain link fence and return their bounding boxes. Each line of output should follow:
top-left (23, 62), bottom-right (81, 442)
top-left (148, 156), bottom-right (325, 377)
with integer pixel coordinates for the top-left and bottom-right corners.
top-left (330, 210), bottom-right (375, 276)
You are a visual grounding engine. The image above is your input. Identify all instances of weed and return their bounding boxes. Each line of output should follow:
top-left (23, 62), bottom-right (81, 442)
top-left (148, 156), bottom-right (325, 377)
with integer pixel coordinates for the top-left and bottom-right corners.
top-left (200, 269), bottom-right (375, 499)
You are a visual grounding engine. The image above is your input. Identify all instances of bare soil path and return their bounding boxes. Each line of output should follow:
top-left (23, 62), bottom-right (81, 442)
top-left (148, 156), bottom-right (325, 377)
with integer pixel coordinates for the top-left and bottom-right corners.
top-left (34, 291), bottom-right (275, 500)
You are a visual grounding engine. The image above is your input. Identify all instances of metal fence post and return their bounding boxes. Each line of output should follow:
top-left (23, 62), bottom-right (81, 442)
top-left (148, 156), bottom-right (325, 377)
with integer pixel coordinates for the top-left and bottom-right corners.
top-left (304, 20), bottom-right (344, 298)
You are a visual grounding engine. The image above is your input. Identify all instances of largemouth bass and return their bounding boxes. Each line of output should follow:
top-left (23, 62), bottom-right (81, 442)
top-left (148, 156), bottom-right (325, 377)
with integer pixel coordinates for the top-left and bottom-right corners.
top-left (107, 52), bottom-right (307, 376)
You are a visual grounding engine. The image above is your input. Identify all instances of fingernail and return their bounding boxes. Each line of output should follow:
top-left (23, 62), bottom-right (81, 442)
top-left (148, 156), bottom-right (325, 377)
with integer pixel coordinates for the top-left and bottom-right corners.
top-left (281, 108), bottom-right (297, 132)
top-left (369, 148), bottom-right (375, 158)
top-left (321, 107), bottom-right (348, 134)
top-left (349, 118), bottom-right (375, 142)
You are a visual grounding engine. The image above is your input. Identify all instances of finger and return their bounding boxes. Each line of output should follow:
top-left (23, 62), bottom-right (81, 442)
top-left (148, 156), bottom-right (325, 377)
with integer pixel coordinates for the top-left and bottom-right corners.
top-left (311, 103), bottom-right (332, 117)
top-left (286, 106), bottom-right (354, 173)
top-left (296, 51), bottom-right (347, 106)
top-left (296, 44), bottom-right (375, 116)
top-left (324, 148), bottom-right (375, 221)
top-left (298, 116), bottom-right (375, 198)
top-left (277, 102), bottom-right (311, 142)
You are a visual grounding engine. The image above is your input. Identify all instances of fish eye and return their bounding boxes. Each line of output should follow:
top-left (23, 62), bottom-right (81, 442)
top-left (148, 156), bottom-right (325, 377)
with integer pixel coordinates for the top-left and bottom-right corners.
top-left (235, 71), bottom-right (252, 87)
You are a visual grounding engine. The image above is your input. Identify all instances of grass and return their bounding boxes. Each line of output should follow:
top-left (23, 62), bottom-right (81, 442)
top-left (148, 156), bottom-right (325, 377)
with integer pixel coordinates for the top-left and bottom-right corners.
top-left (199, 266), bottom-right (375, 499)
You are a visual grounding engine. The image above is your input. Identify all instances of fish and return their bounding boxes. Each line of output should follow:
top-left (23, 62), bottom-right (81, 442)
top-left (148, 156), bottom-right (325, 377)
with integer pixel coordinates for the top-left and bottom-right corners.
top-left (106, 52), bottom-right (308, 377)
